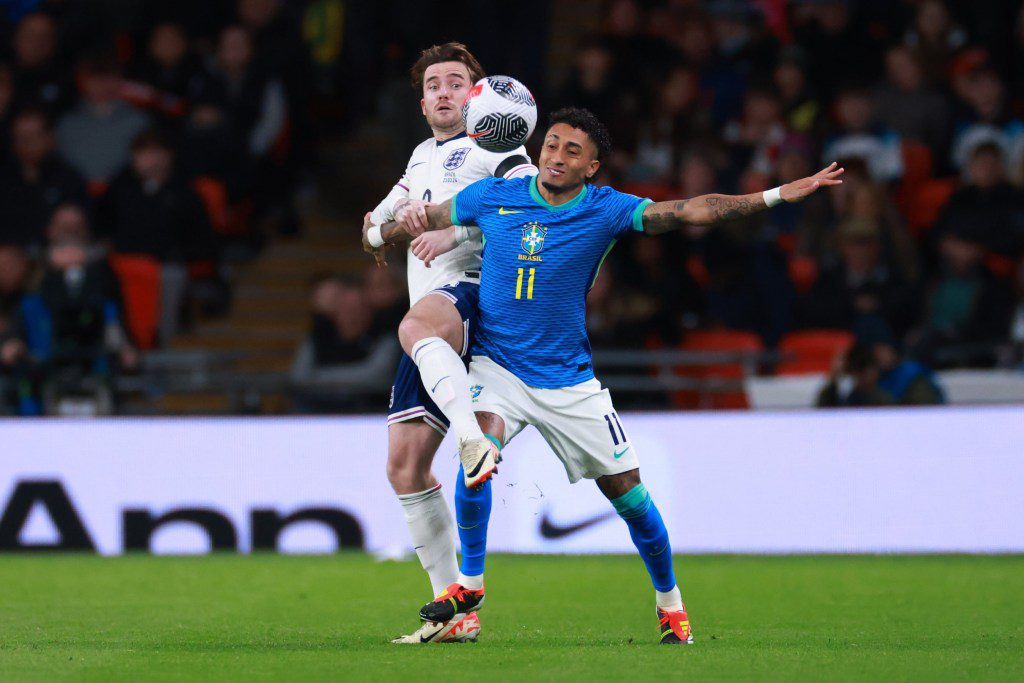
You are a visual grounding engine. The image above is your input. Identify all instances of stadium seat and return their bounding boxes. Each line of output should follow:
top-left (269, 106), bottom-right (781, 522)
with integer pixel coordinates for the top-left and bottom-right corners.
top-left (776, 329), bottom-right (855, 375)
top-left (900, 177), bottom-right (957, 238)
top-left (900, 140), bottom-right (934, 187)
top-left (108, 254), bottom-right (162, 350)
top-left (674, 329), bottom-right (764, 409)
top-left (787, 255), bottom-right (819, 294)
top-left (192, 176), bottom-right (231, 235)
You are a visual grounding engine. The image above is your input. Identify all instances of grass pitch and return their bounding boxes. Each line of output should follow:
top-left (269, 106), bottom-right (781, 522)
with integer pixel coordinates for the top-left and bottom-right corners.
top-left (0, 554), bottom-right (1021, 681)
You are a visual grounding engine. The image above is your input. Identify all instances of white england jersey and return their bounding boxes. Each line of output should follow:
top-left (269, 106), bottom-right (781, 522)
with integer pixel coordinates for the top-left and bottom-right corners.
top-left (370, 132), bottom-right (536, 305)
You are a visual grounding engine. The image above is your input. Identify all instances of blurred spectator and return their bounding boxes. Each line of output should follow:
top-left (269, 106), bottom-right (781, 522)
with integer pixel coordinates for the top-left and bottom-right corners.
top-left (724, 88), bottom-right (786, 179)
top-left (935, 143), bottom-right (1024, 260)
top-left (198, 25), bottom-right (286, 161)
top-left (290, 274), bottom-right (399, 412)
top-left (855, 316), bottom-right (945, 405)
top-left (0, 108), bottom-right (88, 251)
top-left (799, 166), bottom-right (921, 284)
top-left (363, 265), bottom-right (405, 338)
top-left (800, 217), bottom-right (919, 338)
top-left (822, 88), bottom-right (903, 183)
top-left (622, 66), bottom-right (710, 183)
top-left (910, 224), bottom-right (1015, 368)
top-left (554, 37), bottom-right (622, 136)
top-left (949, 68), bottom-right (1024, 184)
top-left (56, 54), bottom-right (151, 184)
top-left (791, 0), bottom-right (882, 99)
top-left (815, 341), bottom-right (894, 407)
top-left (773, 48), bottom-right (821, 135)
top-left (0, 245), bottom-right (33, 414)
top-left (874, 45), bottom-right (950, 155)
top-left (124, 22), bottom-right (205, 123)
top-left (196, 25), bottom-right (295, 234)
top-left (96, 129), bottom-right (215, 343)
top-left (903, 0), bottom-right (967, 86)
top-left (10, 12), bottom-right (75, 114)
top-left (20, 236), bottom-right (137, 415)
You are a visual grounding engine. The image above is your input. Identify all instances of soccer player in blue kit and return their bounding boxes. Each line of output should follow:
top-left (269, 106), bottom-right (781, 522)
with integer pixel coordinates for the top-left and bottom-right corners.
top-left (373, 107), bottom-right (843, 644)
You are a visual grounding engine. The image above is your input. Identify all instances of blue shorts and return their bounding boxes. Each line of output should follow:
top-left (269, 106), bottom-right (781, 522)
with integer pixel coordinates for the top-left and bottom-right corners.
top-left (387, 281), bottom-right (479, 435)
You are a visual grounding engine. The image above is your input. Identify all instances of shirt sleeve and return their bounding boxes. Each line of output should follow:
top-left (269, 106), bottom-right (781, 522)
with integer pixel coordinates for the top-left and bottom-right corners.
top-left (451, 177), bottom-right (496, 227)
top-left (603, 187), bottom-right (654, 238)
top-left (369, 171), bottom-right (411, 225)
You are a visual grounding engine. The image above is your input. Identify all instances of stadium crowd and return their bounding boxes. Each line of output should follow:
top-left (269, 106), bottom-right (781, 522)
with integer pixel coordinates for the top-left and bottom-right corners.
top-left (0, 0), bottom-right (324, 414)
top-left (556, 0), bottom-right (1024, 406)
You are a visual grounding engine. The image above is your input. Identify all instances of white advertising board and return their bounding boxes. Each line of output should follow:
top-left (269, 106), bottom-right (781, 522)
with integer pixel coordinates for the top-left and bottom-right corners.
top-left (1, 407), bottom-right (1022, 554)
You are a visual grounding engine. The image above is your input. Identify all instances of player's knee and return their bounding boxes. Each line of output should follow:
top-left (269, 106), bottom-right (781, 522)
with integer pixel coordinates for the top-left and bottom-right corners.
top-left (397, 314), bottom-right (429, 354)
top-left (596, 468), bottom-right (642, 500)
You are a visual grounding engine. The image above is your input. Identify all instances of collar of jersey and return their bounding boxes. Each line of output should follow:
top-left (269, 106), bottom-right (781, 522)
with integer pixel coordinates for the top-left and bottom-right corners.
top-left (529, 175), bottom-right (588, 211)
top-left (435, 131), bottom-right (468, 146)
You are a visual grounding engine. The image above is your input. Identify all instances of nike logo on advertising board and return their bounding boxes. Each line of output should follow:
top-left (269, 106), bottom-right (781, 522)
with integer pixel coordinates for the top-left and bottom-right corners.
top-left (539, 510), bottom-right (617, 539)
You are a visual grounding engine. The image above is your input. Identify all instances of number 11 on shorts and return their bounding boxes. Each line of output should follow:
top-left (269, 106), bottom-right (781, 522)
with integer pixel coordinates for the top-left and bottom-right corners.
top-left (515, 267), bottom-right (535, 300)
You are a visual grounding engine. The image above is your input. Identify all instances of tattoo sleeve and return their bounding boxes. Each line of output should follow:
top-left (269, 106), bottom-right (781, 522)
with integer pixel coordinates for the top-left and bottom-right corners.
top-left (641, 192), bottom-right (768, 234)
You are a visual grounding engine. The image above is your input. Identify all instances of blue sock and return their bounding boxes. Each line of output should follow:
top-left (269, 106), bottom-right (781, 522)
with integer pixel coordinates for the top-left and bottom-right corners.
top-left (611, 484), bottom-right (676, 592)
top-left (454, 435), bottom-right (498, 576)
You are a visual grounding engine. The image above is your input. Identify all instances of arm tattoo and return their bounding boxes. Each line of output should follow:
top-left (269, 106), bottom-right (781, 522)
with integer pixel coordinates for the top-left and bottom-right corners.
top-left (642, 200), bottom-right (689, 235)
top-left (703, 195), bottom-right (763, 222)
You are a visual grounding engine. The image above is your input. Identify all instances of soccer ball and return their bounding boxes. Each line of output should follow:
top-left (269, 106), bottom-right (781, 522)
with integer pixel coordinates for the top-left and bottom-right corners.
top-left (462, 76), bottom-right (537, 153)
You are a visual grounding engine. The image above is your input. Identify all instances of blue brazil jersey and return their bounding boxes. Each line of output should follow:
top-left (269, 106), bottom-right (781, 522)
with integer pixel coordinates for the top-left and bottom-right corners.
top-left (451, 175), bottom-right (652, 388)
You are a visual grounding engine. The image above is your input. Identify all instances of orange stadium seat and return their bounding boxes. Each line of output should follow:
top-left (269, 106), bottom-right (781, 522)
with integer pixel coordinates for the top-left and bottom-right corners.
top-left (674, 329), bottom-right (764, 410)
top-left (787, 255), bottom-right (819, 294)
top-left (192, 176), bottom-right (231, 234)
top-left (776, 329), bottom-right (855, 375)
top-left (900, 177), bottom-right (957, 238)
top-left (108, 254), bottom-right (162, 350)
top-left (900, 140), bottom-right (934, 187)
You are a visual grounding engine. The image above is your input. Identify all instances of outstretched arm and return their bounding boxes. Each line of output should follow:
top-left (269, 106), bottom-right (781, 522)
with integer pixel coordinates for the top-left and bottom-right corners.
top-left (641, 162), bottom-right (844, 235)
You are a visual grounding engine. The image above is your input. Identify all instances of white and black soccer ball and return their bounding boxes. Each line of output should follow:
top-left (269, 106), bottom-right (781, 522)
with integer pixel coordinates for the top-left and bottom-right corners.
top-left (461, 76), bottom-right (537, 153)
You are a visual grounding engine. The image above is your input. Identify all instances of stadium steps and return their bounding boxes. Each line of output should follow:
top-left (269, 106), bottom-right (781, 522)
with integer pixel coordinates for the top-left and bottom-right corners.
top-left (156, 213), bottom-right (367, 413)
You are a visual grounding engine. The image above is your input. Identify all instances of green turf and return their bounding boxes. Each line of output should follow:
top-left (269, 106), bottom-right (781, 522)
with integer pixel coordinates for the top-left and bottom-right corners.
top-left (0, 554), bottom-right (1021, 681)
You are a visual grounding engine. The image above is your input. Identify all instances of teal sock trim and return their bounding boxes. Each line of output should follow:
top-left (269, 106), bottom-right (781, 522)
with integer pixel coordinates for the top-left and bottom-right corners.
top-left (484, 434), bottom-right (502, 450)
top-left (611, 483), bottom-right (651, 519)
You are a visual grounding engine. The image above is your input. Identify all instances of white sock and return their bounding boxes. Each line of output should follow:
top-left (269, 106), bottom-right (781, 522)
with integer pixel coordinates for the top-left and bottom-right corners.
top-left (411, 337), bottom-right (484, 444)
top-left (457, 571), bottom-right (484, 590)
top-left (397, 484), bottom-right (458, 596)
top-left (656, 586), bottom-right (684, 613)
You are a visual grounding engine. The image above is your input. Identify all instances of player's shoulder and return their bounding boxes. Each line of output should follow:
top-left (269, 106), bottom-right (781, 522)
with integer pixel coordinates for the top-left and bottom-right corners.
top-left (406, 138), bottom-right (435, 164)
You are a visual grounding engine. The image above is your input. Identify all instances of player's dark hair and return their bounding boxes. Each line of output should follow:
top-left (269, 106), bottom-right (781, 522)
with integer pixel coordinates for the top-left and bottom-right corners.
top-left (547, 107), bottom-right (612, 161)
top-left (410, 42), bottom-right (485, 92)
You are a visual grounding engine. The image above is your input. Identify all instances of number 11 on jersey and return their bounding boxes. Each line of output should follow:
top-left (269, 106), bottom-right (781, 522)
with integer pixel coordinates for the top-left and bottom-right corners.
top-left (515, 267), bottom-right (535, 300)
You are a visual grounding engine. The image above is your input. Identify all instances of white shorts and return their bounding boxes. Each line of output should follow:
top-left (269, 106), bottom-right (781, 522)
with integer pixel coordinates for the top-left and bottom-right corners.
top-left (468, 355), bottom-right (640, 483)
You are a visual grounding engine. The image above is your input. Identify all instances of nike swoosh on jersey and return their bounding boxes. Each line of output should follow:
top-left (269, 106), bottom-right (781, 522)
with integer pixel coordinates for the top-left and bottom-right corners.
top-left (614, 446), bottom-right (630, 459)
top-left (539, 510), bottom-right (617, 539)
top-left (409, 162), bottom-right (426, 168)
top-left (498, 207), bottom-right (522, 215)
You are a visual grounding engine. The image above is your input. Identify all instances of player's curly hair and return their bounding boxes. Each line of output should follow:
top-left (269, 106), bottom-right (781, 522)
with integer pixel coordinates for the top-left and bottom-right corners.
top-left (548, 107), bottom-right (612, 161)
top-left (410, 42), bottom-right (485, 92)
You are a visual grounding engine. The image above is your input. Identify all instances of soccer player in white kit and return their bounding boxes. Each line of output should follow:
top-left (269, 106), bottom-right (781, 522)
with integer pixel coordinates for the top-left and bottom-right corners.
top-left (364, 43), bottom-right (536, 643)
